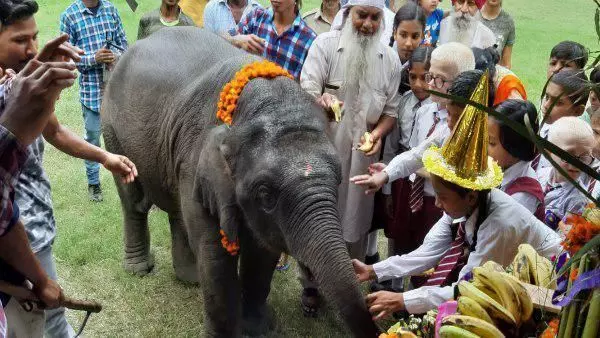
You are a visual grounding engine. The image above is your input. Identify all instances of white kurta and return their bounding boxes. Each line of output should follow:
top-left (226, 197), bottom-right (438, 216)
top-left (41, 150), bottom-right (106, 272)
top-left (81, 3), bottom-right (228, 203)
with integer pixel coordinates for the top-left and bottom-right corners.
top-left (373, 189), bottom-right (562, 314)
top-left (300, 30), bottom-right (402, 243)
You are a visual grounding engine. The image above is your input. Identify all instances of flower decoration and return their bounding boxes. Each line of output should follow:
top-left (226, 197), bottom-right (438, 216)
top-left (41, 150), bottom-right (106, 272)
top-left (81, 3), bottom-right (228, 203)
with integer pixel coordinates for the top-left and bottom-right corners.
top-left (561, 212), bottom-right (600, 256)
top-left (540, 318), bottom-right (559, 338)
top-left (216, 60), bottom-right (293, 125)
top-left (220, 229), bottom-right (240, 256)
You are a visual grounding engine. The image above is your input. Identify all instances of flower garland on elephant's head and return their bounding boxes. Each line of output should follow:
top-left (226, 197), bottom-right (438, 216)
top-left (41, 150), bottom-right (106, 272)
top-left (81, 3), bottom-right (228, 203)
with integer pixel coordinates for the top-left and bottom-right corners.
top-left (216, 61), bottom-right (293, 255)
top-left (216, 60), bottom-right (293, 125)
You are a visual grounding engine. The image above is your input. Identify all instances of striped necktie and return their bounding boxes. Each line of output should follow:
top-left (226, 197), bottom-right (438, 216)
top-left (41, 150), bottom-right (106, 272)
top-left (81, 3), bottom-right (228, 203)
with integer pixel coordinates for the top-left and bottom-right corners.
top-left (424, 221), bottom-right (466, 287)
top-left (409, 114), bottom-right (440, 213)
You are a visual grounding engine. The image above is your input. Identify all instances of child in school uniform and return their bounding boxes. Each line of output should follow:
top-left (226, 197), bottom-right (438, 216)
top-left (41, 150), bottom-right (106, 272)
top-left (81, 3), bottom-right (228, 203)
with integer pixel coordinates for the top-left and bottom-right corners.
top-left (488, 99), bottom-right (545, 219)
top-left (537, 117), bottom-right (595, 230)
top-left (352, 72), bottom-right (562, 316)
top-left (534, 69), bottom-right (590, 172)
top-left (546, 40), bottom-right (588, 79)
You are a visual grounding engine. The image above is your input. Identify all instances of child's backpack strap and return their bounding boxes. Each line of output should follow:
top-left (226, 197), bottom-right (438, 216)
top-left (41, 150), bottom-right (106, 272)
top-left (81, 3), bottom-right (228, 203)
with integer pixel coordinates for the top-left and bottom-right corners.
top-left (505, 177), bottom-right (545, 222)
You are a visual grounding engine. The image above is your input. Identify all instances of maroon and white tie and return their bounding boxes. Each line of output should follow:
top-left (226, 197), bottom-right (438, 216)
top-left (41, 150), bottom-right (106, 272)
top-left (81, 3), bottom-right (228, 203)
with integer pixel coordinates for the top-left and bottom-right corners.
top-left (409, 114), bottom-right (440, 213)
top-left (424, 221), bottom-right (466, 287)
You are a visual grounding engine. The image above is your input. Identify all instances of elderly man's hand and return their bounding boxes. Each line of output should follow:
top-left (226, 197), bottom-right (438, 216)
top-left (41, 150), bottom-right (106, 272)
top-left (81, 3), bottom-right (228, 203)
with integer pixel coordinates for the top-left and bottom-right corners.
top-left (352, 259), bottom-right (376, 282)
top-left (366, 291), bottom-right (405, 321)
top-left (0, 59), bottom-right (77, 145)
top-left (35, 34), bottom-right (83, 63)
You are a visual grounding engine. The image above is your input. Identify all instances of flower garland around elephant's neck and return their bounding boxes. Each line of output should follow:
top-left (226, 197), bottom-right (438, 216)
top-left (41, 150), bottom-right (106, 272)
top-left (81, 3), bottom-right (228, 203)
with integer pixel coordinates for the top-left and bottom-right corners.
top-left (216, 60), bottom-right (293, 125)
top-left (220, 229), bottom-right (240, 256)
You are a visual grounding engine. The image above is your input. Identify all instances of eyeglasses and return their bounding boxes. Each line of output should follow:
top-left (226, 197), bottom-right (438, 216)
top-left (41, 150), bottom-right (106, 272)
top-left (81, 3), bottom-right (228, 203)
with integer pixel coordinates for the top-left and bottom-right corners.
top-left (425, 73), bottom-right (450, 89)
top-left (559, 153), bottom-right (595, 166)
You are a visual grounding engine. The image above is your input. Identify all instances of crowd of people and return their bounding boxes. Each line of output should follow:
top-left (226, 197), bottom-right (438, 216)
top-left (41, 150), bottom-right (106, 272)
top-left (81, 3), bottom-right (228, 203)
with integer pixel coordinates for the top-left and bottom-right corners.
top-left (0, 0), bottom-right (595, 336)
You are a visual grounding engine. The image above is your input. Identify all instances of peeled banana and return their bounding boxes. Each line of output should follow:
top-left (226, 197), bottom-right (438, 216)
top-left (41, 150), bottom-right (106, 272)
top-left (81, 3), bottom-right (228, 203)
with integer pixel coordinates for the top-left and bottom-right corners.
top-left (439, 325), bottom-right (481, 338)
top-left (331, 100), bottom-right (342, 122)
top-left (457, 281), bottom-right (516, 327)
top-left (517, 244), bottom-right (555, 288)
top-left (472, 267), bottom-right (521, 326)
top-left (358, 132), bottom-right (374, 152)
top-left (442, 315), bottom-right (505, 338)
top-left (457, 296), bottom-right (494, 324)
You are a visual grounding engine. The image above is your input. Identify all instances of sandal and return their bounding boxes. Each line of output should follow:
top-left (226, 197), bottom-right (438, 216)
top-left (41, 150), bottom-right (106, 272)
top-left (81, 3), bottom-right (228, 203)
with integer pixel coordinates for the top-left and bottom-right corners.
top-left (301, 287), bottom-right (322, 317)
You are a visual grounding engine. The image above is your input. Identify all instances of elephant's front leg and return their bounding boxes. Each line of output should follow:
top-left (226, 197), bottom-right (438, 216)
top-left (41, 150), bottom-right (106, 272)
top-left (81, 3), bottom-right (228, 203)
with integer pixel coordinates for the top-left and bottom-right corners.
top-left (182, 205), bottom-right (241, 337)
top-left (168, 213), bottom-right (198, 284)
top-left (239, 226), bottom-right (279, 336)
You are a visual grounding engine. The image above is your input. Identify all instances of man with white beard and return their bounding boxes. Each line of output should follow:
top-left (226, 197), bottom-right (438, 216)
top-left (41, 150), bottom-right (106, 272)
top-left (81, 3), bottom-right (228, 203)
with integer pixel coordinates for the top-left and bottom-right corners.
top-left (438, 0), bottom-right (496, 49)
top-left (299, 0), bottom-right (401, 316)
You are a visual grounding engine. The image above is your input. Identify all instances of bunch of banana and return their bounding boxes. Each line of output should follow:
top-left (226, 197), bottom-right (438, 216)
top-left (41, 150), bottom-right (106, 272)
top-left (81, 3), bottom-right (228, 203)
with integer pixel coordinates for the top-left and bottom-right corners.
top-left (508, 244), bottom-right (556, 289)
top-left (441, 315), bottom-right (505, 338)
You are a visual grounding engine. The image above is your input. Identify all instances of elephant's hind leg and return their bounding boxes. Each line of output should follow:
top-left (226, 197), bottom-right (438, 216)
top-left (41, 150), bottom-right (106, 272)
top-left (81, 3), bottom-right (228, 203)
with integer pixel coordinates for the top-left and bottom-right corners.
top-left (168, 213), bottom-right (198, 284)
top-left (104, 124), bottom-right (154, 276)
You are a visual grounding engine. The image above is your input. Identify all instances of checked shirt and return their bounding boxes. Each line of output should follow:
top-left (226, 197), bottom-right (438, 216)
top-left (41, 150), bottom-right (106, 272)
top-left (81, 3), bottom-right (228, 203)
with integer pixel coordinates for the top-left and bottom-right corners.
top-left (60, 0), bottom-right (128, 112)
top-left (236, 8), bottom-right (316, 80)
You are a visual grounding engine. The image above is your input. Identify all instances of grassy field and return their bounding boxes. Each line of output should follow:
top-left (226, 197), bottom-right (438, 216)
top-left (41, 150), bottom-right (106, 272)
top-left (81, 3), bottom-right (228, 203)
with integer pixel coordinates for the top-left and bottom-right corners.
top-left (33, 0), bottom-right (597, 336)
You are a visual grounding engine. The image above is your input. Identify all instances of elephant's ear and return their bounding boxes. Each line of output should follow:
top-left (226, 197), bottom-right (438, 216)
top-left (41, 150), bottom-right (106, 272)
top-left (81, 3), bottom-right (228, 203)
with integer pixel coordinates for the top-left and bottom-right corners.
top-left (193, 125), bottom-right (242, 255)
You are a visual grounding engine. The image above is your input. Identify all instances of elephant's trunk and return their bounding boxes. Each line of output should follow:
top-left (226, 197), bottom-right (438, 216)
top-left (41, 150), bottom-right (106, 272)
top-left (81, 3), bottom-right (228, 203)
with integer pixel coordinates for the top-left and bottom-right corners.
top-left (284, 182), bottom-right (378, 337)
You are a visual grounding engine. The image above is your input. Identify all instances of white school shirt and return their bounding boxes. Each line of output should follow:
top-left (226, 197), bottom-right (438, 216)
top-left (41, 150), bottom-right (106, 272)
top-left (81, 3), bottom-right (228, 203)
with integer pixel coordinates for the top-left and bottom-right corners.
top-left (373, 189), bottom-right (562, 314)
top-left (535, 124), bottom-right (552, 173)
top-left (383, 103), bottom-right (450, 196)
top-left (499, 160), bottom-right (540, 214)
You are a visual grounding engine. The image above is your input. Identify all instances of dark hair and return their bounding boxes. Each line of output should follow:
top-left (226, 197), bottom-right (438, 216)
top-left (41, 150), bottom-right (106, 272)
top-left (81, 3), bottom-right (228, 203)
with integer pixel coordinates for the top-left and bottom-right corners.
top-left (436, 176), bottom-right (490, 252)
top-left (0, 0), bottom-right (38, 28)
top-left (590, 65), bottom-right (600, 98)
top-left (388, 2), bottom-right (427, 47)
top-left (472, 47), bottom-right (500, 93)
top-left (447, 69), bottom-right (495, 107)
top-left (409, 45), bottom-right (434, 70)
top-left (550, 41), bottom-right (588, 70)
top-left (550, 69), bottom-right (590, 106)
top-left (493, 99), bottom-right (539, 161)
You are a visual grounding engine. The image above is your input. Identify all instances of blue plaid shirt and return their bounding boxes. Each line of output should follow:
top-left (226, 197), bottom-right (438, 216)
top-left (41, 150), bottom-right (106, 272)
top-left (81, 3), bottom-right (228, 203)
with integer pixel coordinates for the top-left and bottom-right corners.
top-left (236, 8), bottom-right (316, 79)
top-left (60, 0), bottom-right (128, 112)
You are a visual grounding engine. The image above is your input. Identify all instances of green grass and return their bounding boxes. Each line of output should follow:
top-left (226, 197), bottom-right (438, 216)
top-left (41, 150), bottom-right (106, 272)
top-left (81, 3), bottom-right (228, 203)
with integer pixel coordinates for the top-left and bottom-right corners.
top-left (33, 0), bottom-right (597, 336)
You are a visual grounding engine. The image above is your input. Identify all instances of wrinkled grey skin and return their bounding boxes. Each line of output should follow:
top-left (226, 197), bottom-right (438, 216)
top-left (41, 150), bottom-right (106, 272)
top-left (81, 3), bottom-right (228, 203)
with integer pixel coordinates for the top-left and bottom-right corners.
top-left (101, 27), bottom-right (378, 337)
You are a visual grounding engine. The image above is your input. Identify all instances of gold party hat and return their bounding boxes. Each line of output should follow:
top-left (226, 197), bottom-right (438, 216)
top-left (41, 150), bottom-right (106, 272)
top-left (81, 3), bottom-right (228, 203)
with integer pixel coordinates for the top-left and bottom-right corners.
top-left (423, 71), bottom-right (503, 190)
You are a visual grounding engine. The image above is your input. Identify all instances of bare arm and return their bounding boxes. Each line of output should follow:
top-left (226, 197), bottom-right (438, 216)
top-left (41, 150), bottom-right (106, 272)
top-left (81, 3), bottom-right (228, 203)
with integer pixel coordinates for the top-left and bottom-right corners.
top-left (500, 45), bottom-right (513, 69)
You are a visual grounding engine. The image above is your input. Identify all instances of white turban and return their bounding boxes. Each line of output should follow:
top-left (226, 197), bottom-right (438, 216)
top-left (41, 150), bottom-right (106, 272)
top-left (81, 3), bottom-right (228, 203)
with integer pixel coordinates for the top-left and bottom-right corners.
top-left (342, 0), bottom-right (386, 10)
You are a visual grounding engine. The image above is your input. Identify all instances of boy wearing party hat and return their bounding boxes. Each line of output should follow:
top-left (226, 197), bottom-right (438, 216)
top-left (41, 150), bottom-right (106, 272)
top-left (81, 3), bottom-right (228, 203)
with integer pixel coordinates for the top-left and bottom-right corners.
top-left (352, 72), bottom-right (562, 316)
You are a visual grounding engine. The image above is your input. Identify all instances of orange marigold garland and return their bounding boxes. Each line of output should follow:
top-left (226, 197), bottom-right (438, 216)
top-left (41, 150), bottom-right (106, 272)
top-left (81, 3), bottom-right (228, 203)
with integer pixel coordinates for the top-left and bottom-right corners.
top-left (216, 60), bottom-right (293, 125)
top-left (561, 213), bottom-right (600, 255)
top-left (220, 229), bottom-right (240, 256)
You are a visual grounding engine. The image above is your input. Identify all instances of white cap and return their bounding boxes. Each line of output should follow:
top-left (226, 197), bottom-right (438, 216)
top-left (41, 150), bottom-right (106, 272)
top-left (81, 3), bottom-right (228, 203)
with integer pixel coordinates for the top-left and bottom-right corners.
top-left (343, 0), bottom-right (386, 10)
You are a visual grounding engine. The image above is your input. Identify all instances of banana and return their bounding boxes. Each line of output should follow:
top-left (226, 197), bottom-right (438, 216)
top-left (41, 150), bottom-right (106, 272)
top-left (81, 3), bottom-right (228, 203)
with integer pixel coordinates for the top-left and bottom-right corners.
top-left (481, 261), bottom-right (505, 273)
top-left (472, 267), bottom-right (521, 326)
top-left (472, 276), bottom-right (502, 304)
top-left (358, 132), bottom-right (374, 152)
top-left (442, 315), bottom-right (505, 338)
top-left (518, 244), bottom-right (555, 288)
top-left (457, 281), bottom-right (516, 327)
top-left (509, 251), bottom-right (530, 284)
top-left (501, 272), bottom-right (534, 323)
top-left (439, 325), bottom-right (481, 338)
top-left (331, 100), bottom-right (342, 122)
top-left (457, 296), bottom-right (494, 324)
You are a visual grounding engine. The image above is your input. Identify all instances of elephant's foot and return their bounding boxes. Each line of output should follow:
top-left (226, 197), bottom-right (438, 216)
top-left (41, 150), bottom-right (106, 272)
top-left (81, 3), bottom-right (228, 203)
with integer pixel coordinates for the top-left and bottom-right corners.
top-left (242, 305), bottom-right (275, 337)
top-left (301, 287), bottom-right (322, 318)
top-left (123, 251), bottom-right (155, 276)
top-left (173, 263), bottom-right (199, 284)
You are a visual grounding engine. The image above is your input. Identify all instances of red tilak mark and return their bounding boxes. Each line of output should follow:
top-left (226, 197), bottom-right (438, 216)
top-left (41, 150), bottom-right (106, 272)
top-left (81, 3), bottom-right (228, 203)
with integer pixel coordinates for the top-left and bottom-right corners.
top-left (304, 163), bottom-right (313, 176)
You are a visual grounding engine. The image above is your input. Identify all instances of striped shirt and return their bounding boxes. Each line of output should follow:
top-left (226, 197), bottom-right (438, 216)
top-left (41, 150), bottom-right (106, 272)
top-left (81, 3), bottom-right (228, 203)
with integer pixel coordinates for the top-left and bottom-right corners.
top-left (236, 7), bottom-right (316, 79)
top-left (60, 0), bottom-right (128, 112)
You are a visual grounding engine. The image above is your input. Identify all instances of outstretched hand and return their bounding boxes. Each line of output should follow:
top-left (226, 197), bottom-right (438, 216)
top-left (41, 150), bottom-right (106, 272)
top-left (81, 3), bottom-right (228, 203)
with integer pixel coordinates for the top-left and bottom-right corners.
top-left (352, 259), bottom-right (376, 282)
top-left (365, 291), bottom-right (405, 321)
top-left (103, 153), bottom-right (138, 184)
top-left (35, 34), bottom-right (83, 63)
top-left (349, 163), bottom-right (389, 195)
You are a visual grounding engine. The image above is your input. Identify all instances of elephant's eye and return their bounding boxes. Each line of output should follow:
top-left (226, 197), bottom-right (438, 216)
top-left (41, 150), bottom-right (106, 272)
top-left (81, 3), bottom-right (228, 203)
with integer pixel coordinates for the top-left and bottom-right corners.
top-left (257, 185), bottom-right (277, 211)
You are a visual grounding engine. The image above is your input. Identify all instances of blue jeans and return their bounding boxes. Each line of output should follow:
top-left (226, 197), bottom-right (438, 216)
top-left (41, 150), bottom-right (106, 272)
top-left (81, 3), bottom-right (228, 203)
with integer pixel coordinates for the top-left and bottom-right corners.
top-left (82, 104), bottom-right (101, 185)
